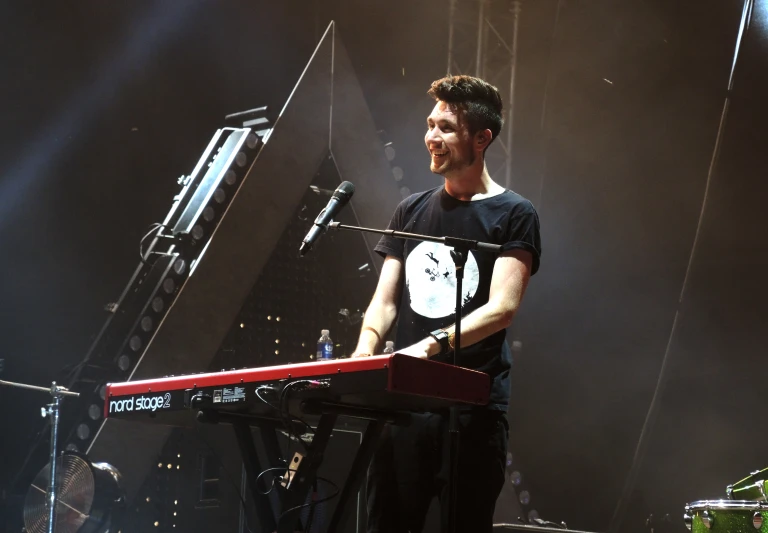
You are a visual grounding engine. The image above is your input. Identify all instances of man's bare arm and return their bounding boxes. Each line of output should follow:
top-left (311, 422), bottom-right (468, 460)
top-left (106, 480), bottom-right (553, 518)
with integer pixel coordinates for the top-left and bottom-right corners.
top-left (396, 248), bottom-right (532, 359)
top-left (352, 255), bottom-right (404, 356)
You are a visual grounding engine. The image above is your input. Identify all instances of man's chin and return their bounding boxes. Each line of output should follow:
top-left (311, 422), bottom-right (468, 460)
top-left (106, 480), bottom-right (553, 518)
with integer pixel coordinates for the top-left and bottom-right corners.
top-left (430, 162), bottom-right (447, 175)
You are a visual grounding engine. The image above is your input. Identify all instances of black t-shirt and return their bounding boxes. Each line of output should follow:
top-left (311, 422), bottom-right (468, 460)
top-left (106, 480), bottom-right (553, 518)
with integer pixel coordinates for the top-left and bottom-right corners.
top-left (374, 186), bottom-right (541, 411)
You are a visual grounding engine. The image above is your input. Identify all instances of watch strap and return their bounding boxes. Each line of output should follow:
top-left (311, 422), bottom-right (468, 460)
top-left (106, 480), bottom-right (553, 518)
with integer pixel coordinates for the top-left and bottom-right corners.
top-left (429, 329), bottom-right (451, 356)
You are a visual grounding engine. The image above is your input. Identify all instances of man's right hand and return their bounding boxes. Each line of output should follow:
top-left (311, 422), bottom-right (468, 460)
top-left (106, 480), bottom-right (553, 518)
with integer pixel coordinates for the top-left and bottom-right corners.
top-left (349, 255), bottom-right (403, 360)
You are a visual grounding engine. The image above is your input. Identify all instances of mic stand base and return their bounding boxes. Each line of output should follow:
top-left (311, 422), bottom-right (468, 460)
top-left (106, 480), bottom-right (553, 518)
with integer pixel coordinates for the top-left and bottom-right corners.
top-left (326, 221), bottom-right (502, 533)
top-left (0, 379), bottom-right (79, 533)
top-left (445, 247), bottom-right (468, 533)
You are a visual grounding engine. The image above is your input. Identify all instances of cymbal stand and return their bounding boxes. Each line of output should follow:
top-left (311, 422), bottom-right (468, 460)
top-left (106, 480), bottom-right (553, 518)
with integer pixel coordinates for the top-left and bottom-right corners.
top-left (0, 379), bottom-right (80, 533)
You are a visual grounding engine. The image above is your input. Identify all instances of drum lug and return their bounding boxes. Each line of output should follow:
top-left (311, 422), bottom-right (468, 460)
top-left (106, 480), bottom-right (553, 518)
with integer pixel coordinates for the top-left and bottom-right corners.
top-left (753, 512), bottom-right (763, 530)
top-left (701, 510), bottom-right (713, 529)
top-left (683, 511), bottom-right (693, 531)
top-left (727, 484), bottom-right (734, 500)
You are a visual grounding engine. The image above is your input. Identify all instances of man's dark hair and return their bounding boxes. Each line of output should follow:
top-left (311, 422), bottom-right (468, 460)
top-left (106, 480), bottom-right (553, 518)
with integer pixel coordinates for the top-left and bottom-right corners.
top-left (428, 75), bottom-right (503, 149)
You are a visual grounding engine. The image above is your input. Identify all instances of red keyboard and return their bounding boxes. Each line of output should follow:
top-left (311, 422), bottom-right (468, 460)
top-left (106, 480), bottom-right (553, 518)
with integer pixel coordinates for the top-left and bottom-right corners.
top-left (104, 353), bottom-right (490, 422)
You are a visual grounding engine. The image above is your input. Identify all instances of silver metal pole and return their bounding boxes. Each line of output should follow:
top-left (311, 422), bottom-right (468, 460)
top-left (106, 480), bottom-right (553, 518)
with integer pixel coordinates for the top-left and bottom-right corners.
top-left (46, 385), bottom-right (62, 533)
top-left (0, 379), bottom-right (78, 533)
top-left (505, 1), bottom-right (522, 189)
top-left (475, 0), bottom-right (486, 76)
top-left (481, 6), bottom-right (490, 79)
top-left (447, 0), bottom-right (458, 74)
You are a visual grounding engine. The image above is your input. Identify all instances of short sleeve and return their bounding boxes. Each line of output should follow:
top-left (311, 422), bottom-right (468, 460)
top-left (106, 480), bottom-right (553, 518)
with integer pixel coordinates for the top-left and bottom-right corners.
top-left (502, 201), bottom-right (541, 275)
top-left (374, 199), bottom-right (408, 259)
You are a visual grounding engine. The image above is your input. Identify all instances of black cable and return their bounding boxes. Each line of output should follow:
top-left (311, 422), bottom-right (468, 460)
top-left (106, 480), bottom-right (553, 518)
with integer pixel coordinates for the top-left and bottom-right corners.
top-left (278, 380), bottom-right (319, 441)
top-left (255, 385), bottom-right (287, 457)
top-left (257, 380), bottom-right (336, 532)
top-left (197, 426), bottom-right (330, 533)
top-left (257, 385), bottom-right (313, 458)
top-left (278, 383), bottom-right (305, 454)
top-left (255, 385), bottom-right (279, 409)
top-left (304, 479), bottom-right (318, 533)
top-left (277, 476), bottom-right (341, 528)
top-left (254, 466), bottom-right (290, 496)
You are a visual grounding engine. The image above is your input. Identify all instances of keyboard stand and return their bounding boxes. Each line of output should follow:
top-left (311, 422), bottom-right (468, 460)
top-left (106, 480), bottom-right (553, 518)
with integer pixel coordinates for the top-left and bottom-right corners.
top-left (197, 400), bottom-right (411, 533)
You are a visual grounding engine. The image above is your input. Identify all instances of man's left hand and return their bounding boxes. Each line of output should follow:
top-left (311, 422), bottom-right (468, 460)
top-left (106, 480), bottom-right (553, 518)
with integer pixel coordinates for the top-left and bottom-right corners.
top-left (394, 339), bottom-right (434, 359)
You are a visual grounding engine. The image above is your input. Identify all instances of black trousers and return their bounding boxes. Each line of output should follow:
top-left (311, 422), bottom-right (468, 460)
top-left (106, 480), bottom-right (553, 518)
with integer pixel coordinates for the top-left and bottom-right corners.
top-left (366, 409), bottom-right (508, 533)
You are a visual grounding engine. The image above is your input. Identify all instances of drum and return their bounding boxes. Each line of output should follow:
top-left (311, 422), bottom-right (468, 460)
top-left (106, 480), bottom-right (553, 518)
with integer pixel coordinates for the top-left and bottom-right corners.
top-left (684, 500), bottom-right (768, 533)
top-left (729, 468), bottom-right (768, 501)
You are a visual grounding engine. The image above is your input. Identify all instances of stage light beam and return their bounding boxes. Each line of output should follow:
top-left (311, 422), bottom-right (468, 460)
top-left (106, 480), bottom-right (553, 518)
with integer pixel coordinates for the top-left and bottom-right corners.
top-left (0, 2), bottom-right (204, 228)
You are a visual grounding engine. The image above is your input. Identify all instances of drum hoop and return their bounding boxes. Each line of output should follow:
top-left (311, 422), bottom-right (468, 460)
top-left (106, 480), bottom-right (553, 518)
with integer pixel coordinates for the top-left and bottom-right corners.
top-left (686, 500), bottom-right (768, 512)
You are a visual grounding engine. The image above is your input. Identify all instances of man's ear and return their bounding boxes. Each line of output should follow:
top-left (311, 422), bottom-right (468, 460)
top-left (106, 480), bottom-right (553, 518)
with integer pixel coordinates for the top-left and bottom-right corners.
top-left (475, 128), bottom-right (493, 152)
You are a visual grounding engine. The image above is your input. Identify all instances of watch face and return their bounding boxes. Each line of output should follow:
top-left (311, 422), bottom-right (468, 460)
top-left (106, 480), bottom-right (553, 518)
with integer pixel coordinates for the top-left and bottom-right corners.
top-left (430, 330), bottom-right (450, 355)
top-left (431, 330), bottom-right (448, 341)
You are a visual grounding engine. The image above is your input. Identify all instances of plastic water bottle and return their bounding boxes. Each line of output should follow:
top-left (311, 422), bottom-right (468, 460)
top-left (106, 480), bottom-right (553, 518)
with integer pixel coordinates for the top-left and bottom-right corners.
top-left (383, 341), bottom-right (395, 354)
top-left (317, 329), bottom-right (333, 360)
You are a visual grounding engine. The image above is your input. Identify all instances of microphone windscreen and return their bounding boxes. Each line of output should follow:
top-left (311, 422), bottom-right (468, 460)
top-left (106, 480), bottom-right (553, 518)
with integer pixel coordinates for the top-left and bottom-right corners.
top-left (334, 181), bottom-right (355, 200)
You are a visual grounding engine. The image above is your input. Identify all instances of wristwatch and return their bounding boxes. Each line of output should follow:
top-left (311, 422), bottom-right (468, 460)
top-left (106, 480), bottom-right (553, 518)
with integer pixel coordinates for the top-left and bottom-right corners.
top-left (429, 329), bottom-right (451, 356)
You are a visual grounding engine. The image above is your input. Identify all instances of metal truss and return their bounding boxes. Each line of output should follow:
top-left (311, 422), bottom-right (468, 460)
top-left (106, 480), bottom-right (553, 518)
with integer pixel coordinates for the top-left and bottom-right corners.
top-left (447, 0), bottom-right (522, 188)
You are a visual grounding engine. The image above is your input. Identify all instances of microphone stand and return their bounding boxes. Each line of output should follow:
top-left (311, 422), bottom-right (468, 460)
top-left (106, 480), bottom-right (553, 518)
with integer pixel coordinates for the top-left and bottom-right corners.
top-left (0, 379), bottom-right (80, 533)
top-left (328, 221), bottom-right (501, 533)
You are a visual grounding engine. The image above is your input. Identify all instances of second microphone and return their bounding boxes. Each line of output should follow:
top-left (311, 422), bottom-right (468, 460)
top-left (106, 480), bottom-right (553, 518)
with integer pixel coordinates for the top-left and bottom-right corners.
top-left (299, 181), bottom-right (355, 256)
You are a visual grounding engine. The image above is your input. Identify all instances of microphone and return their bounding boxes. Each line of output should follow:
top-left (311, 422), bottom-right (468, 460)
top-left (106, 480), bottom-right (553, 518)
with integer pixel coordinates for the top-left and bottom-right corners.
top-left (299, 181), bottom-right (355, 255)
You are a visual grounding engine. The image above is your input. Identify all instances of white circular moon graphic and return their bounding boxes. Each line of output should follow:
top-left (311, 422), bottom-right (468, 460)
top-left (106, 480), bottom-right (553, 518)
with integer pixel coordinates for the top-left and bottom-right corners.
top-left (405, 241), bottom-right (480, 319)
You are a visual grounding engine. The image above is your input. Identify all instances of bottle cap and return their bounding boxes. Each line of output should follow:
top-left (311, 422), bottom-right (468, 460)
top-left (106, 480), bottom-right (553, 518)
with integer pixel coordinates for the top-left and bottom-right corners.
top-left (385, 341), bottom-right (394, 347)
top-left (321, 329), bottom-right (330, 336)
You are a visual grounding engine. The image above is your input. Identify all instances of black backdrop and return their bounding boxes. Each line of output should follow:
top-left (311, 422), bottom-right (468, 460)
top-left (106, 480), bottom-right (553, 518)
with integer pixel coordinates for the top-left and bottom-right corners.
top-left (2, 1), bottom-right (768, 532)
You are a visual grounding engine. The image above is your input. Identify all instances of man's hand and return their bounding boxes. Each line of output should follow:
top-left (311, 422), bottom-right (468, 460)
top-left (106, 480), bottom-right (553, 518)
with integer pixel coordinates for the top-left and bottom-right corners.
top-left (393, 338), bottom-right (436, 359)
top-left (350, 256), bottom-right (403, 359)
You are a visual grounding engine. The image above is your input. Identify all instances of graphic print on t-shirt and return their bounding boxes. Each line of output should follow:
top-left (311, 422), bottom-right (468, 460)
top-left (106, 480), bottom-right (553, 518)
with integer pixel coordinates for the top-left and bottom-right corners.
top-left (405, 241), bottom-right (480, 319)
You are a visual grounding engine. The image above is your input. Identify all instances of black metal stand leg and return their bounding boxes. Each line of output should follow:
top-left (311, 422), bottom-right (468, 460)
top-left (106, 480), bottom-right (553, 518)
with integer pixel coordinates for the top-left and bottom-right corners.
top-left (326, 418), bottom-right (387, 533)
top-left (260, 421), bottom-right (284, 466)
top-left (0, 380), bottom-right (78, 533)
top-left (445, 247), bottom-right (468, 533)
top-left (232, 421), bottom-right (278, 533)
top-left (45, 393), bottom-right (62, 533)
top-left (446, 406), bottom-right (460, 533)
top-left (276, 413), bottom-right (338, 533)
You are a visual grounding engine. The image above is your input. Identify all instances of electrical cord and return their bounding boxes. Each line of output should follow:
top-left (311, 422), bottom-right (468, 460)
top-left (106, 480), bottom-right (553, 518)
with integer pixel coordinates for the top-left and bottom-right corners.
top-left (305, 479), bottom-right (318, 533)
top-left (256, 385), bottom-right (312, 458)
top-left (198, 427), bottom-right (325, 533)
top-left (260, 380), bottom-right (336, 532)
top-left (279, 382), bottom-right (308, 452)
top-left (252, 466), bottom-right (340, 532)
top-left (258, 381), bottom-right (319, 453)
top-left (277, 475), bottom-right (340, 530)
top-left (254, 466), bottom-right (290, 496)
top-left (255, 385), bottom-right (278, 409)
top-left (251, 467), bottom-right (339, 532)
top-left (279, 379), bottom-right (324, 435)
top-left (139, 222), bottom-right (168, 264)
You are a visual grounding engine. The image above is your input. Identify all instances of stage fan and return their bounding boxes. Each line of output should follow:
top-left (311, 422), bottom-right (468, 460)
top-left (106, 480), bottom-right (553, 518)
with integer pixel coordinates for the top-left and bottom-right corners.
top-left (23, 452), bottom-right (124, 533)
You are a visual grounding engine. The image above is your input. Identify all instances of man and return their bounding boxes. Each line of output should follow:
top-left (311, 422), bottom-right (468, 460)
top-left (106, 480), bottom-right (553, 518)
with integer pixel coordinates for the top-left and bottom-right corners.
top-left (351, 75), bottom-right (541, 532)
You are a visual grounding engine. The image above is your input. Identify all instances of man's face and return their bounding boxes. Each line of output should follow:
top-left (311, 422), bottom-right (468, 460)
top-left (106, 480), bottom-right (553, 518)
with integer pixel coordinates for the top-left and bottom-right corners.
top-left (424, 100), bottom-right (475, 176)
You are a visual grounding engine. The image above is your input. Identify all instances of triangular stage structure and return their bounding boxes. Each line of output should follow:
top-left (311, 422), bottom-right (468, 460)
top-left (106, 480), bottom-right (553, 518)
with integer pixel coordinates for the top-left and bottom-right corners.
top-left (86, 21), bottom-right (402, 505)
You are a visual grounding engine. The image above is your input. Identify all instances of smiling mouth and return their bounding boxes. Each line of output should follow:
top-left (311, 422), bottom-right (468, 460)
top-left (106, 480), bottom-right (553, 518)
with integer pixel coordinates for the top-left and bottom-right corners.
top-left (431, 151), bottom-right (448, 157)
